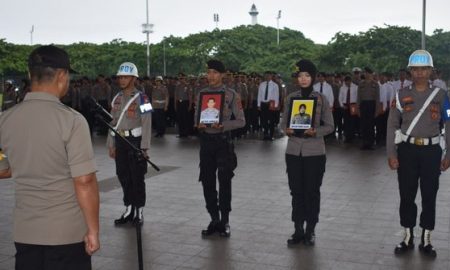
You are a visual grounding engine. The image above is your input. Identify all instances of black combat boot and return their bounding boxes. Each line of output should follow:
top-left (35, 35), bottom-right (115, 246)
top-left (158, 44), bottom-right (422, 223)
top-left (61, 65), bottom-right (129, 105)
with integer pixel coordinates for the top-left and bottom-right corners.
top-left (287, 222), bottom-right (305, 246)
top-left (304, 223), bottom-right (316, 246)
top-left (114, 205), bottom-right (134, 225)
top-left (132, 207), bottom-right (144, 226)
top-left (419, 229), bottom-right (437, 258)
top-left (394, 227), bottom-right (414, 254)
top-left (218, 212), bottom-right (231, 237)
top-left (201, 220), bottom-right (219, 236)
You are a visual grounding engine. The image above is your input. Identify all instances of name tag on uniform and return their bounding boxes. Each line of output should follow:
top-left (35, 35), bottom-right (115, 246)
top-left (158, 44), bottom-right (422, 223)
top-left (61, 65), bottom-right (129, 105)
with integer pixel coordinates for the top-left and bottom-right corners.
top-left (140, 103), bottom-right (153, 113)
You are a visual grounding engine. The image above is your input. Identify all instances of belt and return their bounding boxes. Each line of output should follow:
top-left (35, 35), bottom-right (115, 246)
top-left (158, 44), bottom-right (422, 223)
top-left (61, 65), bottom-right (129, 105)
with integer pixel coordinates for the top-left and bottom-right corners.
top-left (200, 132), bottom-right (229, 141)
top-left (400, 133), bottom-right (440, 146)
top-left (111, 127), bottom-right (142, 137)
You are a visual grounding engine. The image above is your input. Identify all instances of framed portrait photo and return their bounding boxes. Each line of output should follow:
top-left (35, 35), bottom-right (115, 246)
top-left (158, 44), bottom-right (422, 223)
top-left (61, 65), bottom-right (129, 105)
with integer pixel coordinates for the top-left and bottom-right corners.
top-left (198, 91), bottom-right (225, 126)
top-left (287, 97), bottom-right (317, 133)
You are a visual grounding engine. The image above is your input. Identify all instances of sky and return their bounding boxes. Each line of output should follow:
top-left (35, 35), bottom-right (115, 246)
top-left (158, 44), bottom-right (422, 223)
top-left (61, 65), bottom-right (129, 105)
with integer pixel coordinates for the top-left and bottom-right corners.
top-left (1, 0), bottom-right (449, 46)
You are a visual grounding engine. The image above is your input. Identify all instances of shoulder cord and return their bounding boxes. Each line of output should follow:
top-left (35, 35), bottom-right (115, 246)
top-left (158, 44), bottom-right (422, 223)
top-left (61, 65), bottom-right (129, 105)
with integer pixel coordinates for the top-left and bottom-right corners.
top-left (114, 93), bottom-right (140, 130)
top-left (396, 87), bottom-right (440, 136)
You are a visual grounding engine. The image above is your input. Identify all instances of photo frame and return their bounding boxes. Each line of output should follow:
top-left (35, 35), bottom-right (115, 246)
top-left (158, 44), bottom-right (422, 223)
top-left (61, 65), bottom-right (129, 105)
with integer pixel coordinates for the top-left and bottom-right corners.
top-left (198, 91), bottom-right (225, 126)
top-left (287, 97), bottom-right (317, 136)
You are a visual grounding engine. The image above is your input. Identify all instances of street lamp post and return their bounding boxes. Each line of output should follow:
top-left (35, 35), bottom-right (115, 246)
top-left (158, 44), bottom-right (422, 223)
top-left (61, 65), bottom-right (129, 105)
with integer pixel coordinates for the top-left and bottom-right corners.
top-left (277, 10), bottom-right (281, 46)
top-left (422, 0), bottom-right (426, 49)
top-left (30, 25), bottom-right (34, 45)
top-left (142, 0), bottom-right (154, 77)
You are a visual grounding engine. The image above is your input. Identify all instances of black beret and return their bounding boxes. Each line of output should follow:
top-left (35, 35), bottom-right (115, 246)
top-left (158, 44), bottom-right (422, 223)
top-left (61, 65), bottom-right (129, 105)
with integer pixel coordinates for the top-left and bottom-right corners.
top-left (207, 60), bottom-right (225, 73)
top-left (295, 59), bottom-right (317, 78)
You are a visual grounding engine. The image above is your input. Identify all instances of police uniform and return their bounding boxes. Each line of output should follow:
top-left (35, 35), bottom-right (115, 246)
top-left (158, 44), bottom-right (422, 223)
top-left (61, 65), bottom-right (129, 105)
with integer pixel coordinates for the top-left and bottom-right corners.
top-left (195, 60), bottom-right (245, 237)
top-left (174, 79), bottom-right (191, 137)
top-left (357, 75), bottom-right (380, 149)
top-left (291, 113), bottom-right (311, 125)
top-left (200, 107), bottom-right (220, 122)
top-left (107, 88), bottom-right (152, 224)
top-left (151, 82), bottom-right (169, 137)
top-left (387, 50), bottom-right (449, 257)
top-left (281, 59), bottom-right (334, 246)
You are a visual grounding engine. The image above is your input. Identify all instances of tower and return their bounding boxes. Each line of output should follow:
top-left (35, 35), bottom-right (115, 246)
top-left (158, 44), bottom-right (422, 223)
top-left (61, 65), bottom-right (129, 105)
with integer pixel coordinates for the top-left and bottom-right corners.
top-left (249, 4), bottom-right (259, 25)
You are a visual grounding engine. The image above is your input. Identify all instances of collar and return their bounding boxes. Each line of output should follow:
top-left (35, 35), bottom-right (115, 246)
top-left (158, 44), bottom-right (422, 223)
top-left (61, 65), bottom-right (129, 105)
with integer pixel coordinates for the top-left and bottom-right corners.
top-left (24, 92), bottom-right (61, 103)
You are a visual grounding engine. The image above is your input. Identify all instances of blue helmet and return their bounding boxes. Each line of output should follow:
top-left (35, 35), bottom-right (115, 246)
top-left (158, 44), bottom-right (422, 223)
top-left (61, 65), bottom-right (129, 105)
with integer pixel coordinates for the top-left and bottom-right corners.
top-left (408, 50), bottom-right (434, 68)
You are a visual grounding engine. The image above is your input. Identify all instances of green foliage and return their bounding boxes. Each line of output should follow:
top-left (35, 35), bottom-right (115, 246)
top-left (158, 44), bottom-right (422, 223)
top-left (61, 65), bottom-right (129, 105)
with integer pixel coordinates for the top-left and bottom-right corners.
top-left (1, 25), bottom-right (449, 80)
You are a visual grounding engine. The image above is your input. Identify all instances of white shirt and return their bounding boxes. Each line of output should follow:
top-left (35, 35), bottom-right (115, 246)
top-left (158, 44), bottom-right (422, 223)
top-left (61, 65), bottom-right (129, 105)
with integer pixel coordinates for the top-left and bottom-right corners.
top-left (392, 79), bottom-right (412, 92)
top-left (313, 81), bottom-right (334, 108)
top-left (378, 82), bottom-right (395, 111)
top-left (338, 83), bottom-right (358, 107)
top-left (433, 79), bottom-right (448, 91)
top-left (257, 80), bottom-right (279, 107)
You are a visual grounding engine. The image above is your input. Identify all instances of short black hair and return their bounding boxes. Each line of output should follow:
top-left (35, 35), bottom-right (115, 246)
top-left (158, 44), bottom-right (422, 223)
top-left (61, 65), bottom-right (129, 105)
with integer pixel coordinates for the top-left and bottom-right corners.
top-left (29, 66), bottom-right (60, 83)
top-left (299, 104), bottom-right (306, 109)
top-left (208, 97), bottom-right (216, 102)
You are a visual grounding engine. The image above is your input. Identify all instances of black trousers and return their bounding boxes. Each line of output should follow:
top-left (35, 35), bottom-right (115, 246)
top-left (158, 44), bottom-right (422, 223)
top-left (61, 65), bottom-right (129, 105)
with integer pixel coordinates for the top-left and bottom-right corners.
top-left (96, 99), bottom-right (109, 135)
top-left (15, 242), bottom-right (91, 270)
top-left (153, 108), bottom-right (166, 135)
top-left (286, 154), bottom-right (326, 226)
top-left (260, 102), bottom-right (276, 138)
top-left (375, 110), bottom-right (388, 145)
top-left (249, 100), bottom-right (260, 132)
top-left (397, 143), bottom-right (441, 230)
top-left (333, 108), bottom-right (344, 135)
top-left (199, 134), bottom-right (236, 220)
top-left (359, 100), bottom-right (376, 147)
top-left (343, 108), bottom-right (357, 140)
top-left (115, 136), bottom-right (147, 208)
top-left (176, 100), bottom-right (190, 136)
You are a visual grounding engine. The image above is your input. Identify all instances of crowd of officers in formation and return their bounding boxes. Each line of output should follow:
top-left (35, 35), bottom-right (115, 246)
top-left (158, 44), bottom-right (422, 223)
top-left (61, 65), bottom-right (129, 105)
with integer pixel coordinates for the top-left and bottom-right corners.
top-left (1, 45), bottom-right (450, 270)
top-left (2, 67), bottom-right (447, 148)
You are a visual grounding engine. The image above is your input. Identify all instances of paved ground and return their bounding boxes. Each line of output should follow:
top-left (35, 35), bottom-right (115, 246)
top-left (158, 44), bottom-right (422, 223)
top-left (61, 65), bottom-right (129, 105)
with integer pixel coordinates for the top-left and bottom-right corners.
top-left (1, 133), bottom-right (450, 270)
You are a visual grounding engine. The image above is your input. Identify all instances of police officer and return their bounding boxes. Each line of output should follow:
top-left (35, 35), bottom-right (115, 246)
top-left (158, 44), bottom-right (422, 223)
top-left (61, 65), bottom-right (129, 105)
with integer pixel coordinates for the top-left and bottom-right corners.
top-left (281, 59), bottom-right (334, 246)
top-left (387, 50), bottom-right (450, 257)
top-left (107, 62), bottom-right (152, 225)
top-left (0, 45), bottom-right (100, 269)
top-left (174, 73), bottom-right (192, 138)
top-left (357, 67), bottom-right (380, 150)
top-left (195, 59), bottom-right (245, 237)
top-left (152, 76), bottom-right (169, 137)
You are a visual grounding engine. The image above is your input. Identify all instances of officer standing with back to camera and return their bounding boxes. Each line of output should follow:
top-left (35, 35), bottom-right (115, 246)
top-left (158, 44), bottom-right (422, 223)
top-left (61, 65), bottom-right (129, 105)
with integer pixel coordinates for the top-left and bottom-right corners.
top-left (387, 50), bottom-right (450, 258)
top-left (195, 59), bottom-right (245, 238)
top-left (0, 45), bottom-right (100, 269)
top-left (107, 62), bottom-right (152, 226)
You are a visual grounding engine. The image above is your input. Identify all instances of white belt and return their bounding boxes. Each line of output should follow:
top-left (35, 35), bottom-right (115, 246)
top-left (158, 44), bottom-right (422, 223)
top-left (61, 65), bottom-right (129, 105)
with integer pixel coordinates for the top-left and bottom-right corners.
top-left (400, 133), bottom-right (440, 146)
top-left (111, 127), bottom-right (142, 137)
top-left (154, 100), bottom-right (165, 104)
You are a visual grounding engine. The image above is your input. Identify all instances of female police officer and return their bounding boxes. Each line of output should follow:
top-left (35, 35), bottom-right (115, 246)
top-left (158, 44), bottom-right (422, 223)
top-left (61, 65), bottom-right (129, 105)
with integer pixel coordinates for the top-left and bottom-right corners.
top-left (387, 50), bottom-right (450, 257)
top-left (281, 60), bottom-right (334, 246)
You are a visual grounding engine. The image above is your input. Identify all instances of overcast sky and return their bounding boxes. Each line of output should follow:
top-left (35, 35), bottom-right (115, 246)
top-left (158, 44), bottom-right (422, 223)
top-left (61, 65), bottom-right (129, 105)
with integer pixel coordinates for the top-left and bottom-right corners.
top-left (1, 0), bottom-right (449, 46)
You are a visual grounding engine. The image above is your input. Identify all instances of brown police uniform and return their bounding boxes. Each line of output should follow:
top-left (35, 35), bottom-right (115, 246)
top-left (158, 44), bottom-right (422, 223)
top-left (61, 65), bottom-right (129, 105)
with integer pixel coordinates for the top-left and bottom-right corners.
top-left (106, 88), bottom-right (152, 211)
top-left (387, 84), bottom-right (450, 231)
top-left (357, 80), bottom-right (380, 148)
top-left (194, 84), bottom-right (245, 233)
top-left (0, 92), bottom-right (96, 245)
top-left (152, 84), bottom-right (169, 136)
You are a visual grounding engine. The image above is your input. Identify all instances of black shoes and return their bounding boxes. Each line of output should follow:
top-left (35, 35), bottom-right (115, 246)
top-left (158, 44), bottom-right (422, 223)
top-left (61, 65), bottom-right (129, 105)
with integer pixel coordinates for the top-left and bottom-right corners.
top-left (287, 230), bottom-right (304, 246)
top-left (133, 207), bottom-right (144, 226)
top-left (201, 221), bottom-right (231, 237)
top-left (394, 227), bottom-right (414, 254)
top-left (419, 229), bottom-right (437, 258)
top-left (114, 206), bottom-right (134, 225)
top-left (304, 231), bottom-right (316, 246)
top-left (218, 223), bottom-right (231, 237)
top-left (201, 221), bottom-right (219, 236)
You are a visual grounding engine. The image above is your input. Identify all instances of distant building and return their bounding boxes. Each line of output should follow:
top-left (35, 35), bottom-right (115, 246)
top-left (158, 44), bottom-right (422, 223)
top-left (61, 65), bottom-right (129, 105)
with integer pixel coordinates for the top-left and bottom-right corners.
top-left (249, 4), bottom-right (259, 25)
